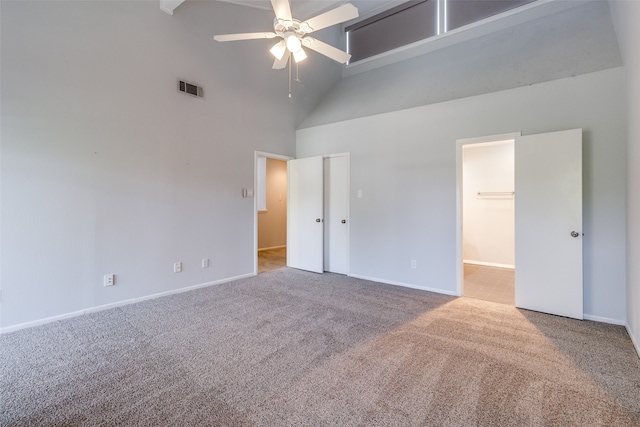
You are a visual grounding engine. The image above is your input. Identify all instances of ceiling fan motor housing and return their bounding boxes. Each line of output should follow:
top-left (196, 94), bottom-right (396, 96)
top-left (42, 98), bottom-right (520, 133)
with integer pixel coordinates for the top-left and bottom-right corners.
top-left (274, 18), bottom-right (312, 39)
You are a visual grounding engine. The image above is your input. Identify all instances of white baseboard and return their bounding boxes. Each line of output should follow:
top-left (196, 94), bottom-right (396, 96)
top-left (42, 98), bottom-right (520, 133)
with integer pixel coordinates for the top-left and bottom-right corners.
top-left (463, 260), bottom-right (515, 269)
top-left (349, 274), bottom-right (459, 296)
top-left (583, 314), bottom-right (626, 325)
top-left (258, 245), bottom-right (286, 252)
top-left (627, 324), bottom-right (640, 359)
top-left (0, 273), bottom-right (255, 335)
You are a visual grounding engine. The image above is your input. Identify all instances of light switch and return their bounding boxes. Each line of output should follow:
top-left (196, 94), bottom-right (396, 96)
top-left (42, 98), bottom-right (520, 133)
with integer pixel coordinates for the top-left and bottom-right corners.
top-left (357, 190), bottom-right (363, 198)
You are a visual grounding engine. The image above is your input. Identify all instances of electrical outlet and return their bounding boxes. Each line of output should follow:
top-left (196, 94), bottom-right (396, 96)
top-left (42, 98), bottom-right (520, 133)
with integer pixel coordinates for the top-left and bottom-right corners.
top-left (202, 258), bottom-right (210, 268)
top-left (174, 262), bottom-right (182, 273)
top-left (411, 260), bottom-right (417, 269)
top-left (104, 274), bottom-right (115, 287)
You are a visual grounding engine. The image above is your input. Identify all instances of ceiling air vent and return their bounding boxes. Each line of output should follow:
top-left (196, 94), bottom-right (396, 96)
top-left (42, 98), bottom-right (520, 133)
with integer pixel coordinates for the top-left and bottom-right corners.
top-left (178, 80), bottom-right (203, 98)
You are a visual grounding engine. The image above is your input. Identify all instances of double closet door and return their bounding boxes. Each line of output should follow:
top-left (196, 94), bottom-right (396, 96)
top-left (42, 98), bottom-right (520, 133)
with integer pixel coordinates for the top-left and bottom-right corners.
top-left (287, 155), bottom-right (349, 274)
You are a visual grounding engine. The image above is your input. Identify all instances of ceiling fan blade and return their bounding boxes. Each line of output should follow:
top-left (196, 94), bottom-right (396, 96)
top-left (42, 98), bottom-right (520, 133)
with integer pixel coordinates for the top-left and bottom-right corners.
top-left (301, 3), bottom-right (358, 33)
top-left (303, 38), bottom-right (351, 64)
top-left (273, 53), bottom-right (290, 69)
top-left (271, 0), bottom-right (292, 21)
top-left (214, 32), bottom-right (276, 42)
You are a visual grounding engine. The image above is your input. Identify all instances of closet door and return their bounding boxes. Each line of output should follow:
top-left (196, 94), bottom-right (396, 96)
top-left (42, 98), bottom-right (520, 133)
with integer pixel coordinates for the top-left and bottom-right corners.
top-left (287, 156), bottom-right (324, 273)
top-left (324, 156), bottom-right (349, 274)
top-left (515, 129), bottom-right (583, 319)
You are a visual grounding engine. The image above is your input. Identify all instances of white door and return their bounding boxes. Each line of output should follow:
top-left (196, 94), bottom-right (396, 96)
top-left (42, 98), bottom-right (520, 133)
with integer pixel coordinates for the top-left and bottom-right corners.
top-left (324, 156), bottom-right (349, 274)
top-left (287, 156), bottom-right (324, 273)
top-left (515, 129), bottom-right (583, 319)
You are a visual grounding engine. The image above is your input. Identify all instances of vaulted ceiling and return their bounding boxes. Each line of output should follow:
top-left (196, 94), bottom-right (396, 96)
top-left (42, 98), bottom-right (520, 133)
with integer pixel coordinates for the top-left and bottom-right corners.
top-left (160, 0), bottom-right (391, 19)
top-left (160, 0), bottom-right (623, 128)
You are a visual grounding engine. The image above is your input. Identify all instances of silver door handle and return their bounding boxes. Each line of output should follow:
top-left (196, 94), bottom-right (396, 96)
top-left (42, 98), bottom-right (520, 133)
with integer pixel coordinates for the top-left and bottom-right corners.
top-left (316, 218), bottom-right (321, 222)
top-left (571, 231), bottom-right (580, 238)
top-left (341, 220), bottom-right (346, 224)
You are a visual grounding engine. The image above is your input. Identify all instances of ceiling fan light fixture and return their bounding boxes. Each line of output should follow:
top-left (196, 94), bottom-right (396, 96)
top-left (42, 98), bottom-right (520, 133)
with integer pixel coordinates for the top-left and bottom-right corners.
top-left (293, 48), bottom-right (307, 63)
top-left (270, 40), bottom-right (287, 60)
top-left (285, 34), bottom-right (302, 53)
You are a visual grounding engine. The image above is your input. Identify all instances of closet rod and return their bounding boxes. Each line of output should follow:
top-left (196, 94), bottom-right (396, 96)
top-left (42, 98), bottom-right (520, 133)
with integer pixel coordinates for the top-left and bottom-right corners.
top-left (477, 191), bottom-right (515, 196)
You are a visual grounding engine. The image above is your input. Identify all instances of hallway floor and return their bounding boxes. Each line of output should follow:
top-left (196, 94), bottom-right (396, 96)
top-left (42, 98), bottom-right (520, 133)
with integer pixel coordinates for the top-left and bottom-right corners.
top-left (463, 263), bottom-right (515, 305)
top-left (258, 247), bottom-right (287, 273)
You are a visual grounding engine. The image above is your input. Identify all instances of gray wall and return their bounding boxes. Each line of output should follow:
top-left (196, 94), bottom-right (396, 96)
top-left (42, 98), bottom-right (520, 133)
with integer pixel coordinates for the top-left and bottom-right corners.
top-left (297, 68), bottom-right (627, 323)
top-left (610, 0), bottom-right (640, 354)
top-left (0, 1), bottom-right (338, 329)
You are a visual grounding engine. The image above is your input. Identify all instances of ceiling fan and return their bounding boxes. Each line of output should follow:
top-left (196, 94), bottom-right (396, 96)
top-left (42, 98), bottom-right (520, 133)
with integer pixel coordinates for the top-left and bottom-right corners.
top-left (213, 0), bottom-right (359, 70)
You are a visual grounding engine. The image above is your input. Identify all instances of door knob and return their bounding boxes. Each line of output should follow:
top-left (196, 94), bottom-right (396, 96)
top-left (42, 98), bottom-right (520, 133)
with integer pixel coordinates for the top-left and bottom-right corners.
top-left (316, 218), bottom-right (321, 222)
top-left (341, 220), bottom-right (346, 224)
top-left (571, 231), bottom-right (580, 238)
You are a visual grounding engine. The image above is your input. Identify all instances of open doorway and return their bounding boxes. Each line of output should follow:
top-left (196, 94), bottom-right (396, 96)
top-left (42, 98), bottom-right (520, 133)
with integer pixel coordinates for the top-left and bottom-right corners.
top-left (255, 152), bottom-right (292, 274)
top-left (458, 135), bottom-right (517, 305)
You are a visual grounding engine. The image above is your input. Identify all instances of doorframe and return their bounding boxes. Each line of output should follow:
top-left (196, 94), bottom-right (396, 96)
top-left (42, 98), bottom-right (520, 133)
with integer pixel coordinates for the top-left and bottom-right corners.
top-left (254, 151), bottom-right (294, 275)
top-left (455, 132), bottom-right (521, 296)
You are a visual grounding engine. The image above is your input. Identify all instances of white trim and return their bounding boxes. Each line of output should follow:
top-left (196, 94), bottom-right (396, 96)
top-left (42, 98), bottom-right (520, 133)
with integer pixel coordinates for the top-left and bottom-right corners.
top-left (463, 260), bottom-right (515, 269)
top-left (457, 133), bottom-right (520, 145)
top-left (258, 245), bottom-right (286, 252)
top-left (456, 132), bottom-right (521, 297)
top-left (350, 274), bottom-right (459, 296)
top-left (627, 324), bottom-right (640, 359)
top-left (0, 273), bottom-right (254, 335)
top-left (159, 0), bottom-right (185, 15)
top-left (582, 314), bottom-right (626, 326)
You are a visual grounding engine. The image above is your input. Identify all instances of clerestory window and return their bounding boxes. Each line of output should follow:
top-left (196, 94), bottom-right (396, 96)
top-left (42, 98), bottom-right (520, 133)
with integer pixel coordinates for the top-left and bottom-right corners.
top-left (346, 0), bottom-right (536, 64)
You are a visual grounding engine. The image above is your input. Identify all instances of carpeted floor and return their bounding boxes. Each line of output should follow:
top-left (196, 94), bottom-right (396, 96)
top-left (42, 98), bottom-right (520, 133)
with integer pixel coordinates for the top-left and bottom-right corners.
top-left (1, 268), bottom-right (639, 426)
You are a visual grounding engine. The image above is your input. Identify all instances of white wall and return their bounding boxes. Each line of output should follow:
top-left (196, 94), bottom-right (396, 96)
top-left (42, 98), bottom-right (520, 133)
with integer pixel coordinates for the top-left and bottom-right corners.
top-left (463, 142), bottom-right (514, 267)
top-left (297, 68), bottom-right (627, 323)
top-left (258, 159), bottom-right (287, 249)
top-left (0, 1), bottom-right (337, 329)
top-left (609, 0), bottom-right (640, 355)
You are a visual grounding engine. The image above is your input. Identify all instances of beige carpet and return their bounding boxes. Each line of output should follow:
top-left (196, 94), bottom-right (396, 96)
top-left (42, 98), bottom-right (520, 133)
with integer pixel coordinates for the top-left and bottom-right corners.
top-left (1, 268), bottom-right (639, 426)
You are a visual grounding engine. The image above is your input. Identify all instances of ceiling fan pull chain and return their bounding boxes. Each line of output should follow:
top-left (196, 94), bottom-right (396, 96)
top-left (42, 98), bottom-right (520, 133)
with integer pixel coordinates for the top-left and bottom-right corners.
top-left (288, 52), bottom-right (292, 98)
top-left (295, 61), bottom-right (300, 83)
